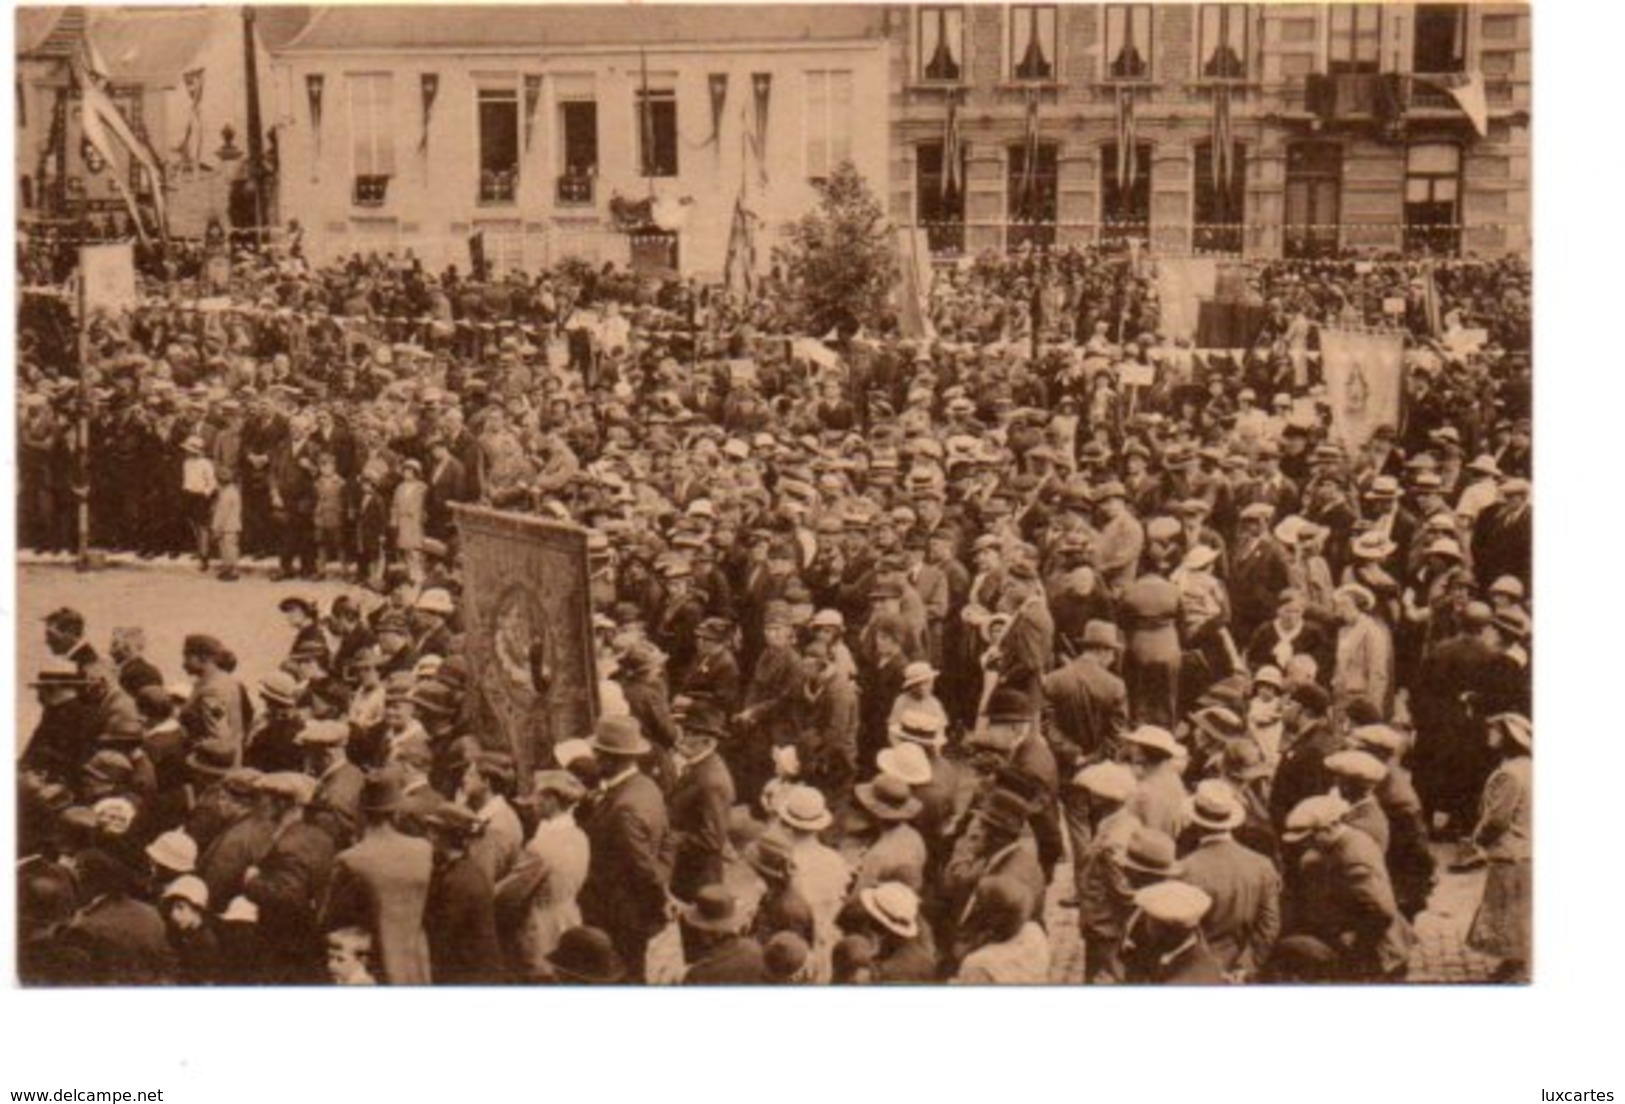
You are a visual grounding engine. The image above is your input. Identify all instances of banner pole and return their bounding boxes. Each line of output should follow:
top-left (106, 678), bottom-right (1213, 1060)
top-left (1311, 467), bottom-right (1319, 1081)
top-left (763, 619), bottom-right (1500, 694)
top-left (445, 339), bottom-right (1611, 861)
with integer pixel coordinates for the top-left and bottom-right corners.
top-left (75, 247), bottom-right (91, 572)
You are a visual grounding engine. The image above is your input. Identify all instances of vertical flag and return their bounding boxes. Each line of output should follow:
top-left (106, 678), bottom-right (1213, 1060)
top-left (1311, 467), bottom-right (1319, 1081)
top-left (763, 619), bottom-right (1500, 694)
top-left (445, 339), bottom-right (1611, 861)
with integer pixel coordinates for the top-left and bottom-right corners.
top-left (419, 73), bottom-right (439, 154)
top-left (723, 193), bottom-right (757, 298)
top-left (179, 67), bottom-right (205, 166)
top-left (1422, 262), bottom-right (1443, 336)
top-left (707, 73), bottom-right (728, 150)
top-left (942, 89), bottom-right (961, 201)
top-left (523, 74), bottom-right (543, 151)
top-left (306, 73), bottom-right (325, 181)
top-left (1212, 83), bottom-right (1233, 217)
top-left (73, 44), bottom-right (167, 238)
top-left (751, 72), bottom-right (772, 186)
top-left (639, 51), bottom-right (654, 179)
top-left (1117, 85), bottom-right (1138, 191)
top-left (1020, 87), bottom-right (1039, 215)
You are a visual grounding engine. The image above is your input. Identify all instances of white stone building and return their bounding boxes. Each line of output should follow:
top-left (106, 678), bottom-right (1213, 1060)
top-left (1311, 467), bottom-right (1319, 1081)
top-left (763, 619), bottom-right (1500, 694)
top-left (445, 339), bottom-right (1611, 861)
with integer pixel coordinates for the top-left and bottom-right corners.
top-left (268, 4), bottom-right (891, 278)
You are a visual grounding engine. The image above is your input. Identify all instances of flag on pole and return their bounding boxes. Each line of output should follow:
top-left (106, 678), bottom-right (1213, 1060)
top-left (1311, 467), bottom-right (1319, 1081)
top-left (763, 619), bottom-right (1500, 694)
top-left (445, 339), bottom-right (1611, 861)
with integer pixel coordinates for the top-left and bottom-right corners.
top-left (1421, 263), bottom-right (1443, 337)
top-left (723, 193), bottom-right (757, 299)
top-left (73, 43), bottom-right (168, 237)
top-left (1117, 86), bottom-right (1138, 191)
top-left (1212, 83), bottom-right (1233, 203)
top-left (78, 105), bottom-right (149, 244)
top-left (1422, 70), bottom-right (1489, 137)
top-left (1020, 87), bottom-right (1040, 214)
top-left (942, 91), bottom-right (962, 201)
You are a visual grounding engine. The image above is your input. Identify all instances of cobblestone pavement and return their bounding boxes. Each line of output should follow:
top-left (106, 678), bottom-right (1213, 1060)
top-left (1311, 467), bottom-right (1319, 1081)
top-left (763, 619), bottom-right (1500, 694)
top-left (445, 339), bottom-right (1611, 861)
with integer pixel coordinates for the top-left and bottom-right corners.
top-left (18, 558), bottom-right (1504, 985)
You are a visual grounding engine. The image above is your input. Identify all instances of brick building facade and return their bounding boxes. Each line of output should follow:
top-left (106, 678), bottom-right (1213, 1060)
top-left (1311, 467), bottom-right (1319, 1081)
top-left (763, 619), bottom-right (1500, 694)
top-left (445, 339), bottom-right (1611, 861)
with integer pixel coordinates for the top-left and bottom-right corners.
top-left (885, 3), bottom-right (1530, 259)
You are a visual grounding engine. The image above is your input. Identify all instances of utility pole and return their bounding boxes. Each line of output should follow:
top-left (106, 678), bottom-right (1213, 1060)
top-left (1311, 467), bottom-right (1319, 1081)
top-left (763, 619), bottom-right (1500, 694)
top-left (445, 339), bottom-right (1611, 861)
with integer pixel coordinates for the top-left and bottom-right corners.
top-left (75, 252), bottom-right (91, 572)
top-left (242, 6), bottom-right (268, 248)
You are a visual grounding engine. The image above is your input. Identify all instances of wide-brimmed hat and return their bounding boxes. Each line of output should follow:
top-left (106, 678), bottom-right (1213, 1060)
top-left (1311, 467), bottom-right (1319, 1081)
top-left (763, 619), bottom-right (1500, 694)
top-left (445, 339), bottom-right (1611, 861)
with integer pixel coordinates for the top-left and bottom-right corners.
top-left (415, 588), bottom-right (456, 616)
top-left (589, 715), bottom-right (651, 758)
top-left (855, 775), bottom-right (923, 823)
top-left (1123, 725), bottom-right (1182, 760)
top-left (548, 927), bottom-right (626, 984)
top-left (185, 742), bottom-right (236, 778)
top-left (1120, 827), bottom-right (1183, 878)
top-left (975, 788), bottom-right (1032, 837)
top-left (359, 769), bottom-right (405, 813)
top-left (1080, 619), bottom-right (1124, 652)
top-left (859, 882), bottom-right (920, 939)
top-left (1189, 706), bottom-right (1245, 745)
top-left (1181, 544), bottom-right (1220, 571)
top-left (161, 874), bottom-right (210, 911)
top-left (29, 657), bottom-right (91, 689)
top-left (893, 709), bottom-right (947, 748)
top-left (258, 671), bottom-right (302, 707)
top-left (1185, 779), bottom-right (1246, 832)
top-left (876, 742), bottom-right (933, 787)
top-left (743, 832), bottom-right (796, 882)
top-left (679, 885), bottom-right (744, 934)
top-left (900, 661), bottom-right (938, 690)
top-left (776, 785), bottom-right (833, 832)
top-left (145, 829), bottom-right (199, 873)
top-left (277, 596), bottom-right (317, 618)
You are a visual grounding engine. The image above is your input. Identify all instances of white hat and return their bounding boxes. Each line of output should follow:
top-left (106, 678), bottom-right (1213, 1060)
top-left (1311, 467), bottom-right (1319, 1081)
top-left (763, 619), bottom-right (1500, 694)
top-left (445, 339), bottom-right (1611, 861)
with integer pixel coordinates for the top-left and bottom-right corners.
top-left (221, 896), bottom-right (260, 923)
top-left (415, 588), bottom-right (456, 615)
top-left (553, 738), bottom-right (594, 769)
top-left (859, 882), bottom-right (920, 939)
top-left (145, 829), bottom-right (199, 874)
top-left (776, 785), bottom-right (833, 832)
top-left (1325, 749), bottom-right (1388, 784)
top-left (876, 743), bottom-right (933, 787)
top-left (161, 874), bottom-right (209, 911)
top-left (1123, 725), bottom-right (1182, 759)
top-left (1133, 881), bottom-right (1212, 929)
top-left (900, 661), bottom-right (938, 689)
top-left (1349, 724), bottom-right (1406, 754)
top-left (1282, 793), bottom-right (1352, 842)
top-left (1072, 761), bottom-right (1137, 803)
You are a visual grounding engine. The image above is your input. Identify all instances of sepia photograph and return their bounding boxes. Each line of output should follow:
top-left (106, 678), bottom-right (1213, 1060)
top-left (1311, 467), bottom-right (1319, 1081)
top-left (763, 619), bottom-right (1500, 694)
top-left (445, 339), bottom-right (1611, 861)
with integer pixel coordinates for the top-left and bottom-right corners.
top-left (13, 1), bottom-right (1533, 991)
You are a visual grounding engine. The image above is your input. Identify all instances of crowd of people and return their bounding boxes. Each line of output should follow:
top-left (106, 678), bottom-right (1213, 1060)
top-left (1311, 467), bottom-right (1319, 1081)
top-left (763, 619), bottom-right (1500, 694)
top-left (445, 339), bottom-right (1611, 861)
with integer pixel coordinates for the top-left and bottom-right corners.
top-left (17, 238), bottom-right (1532, 985)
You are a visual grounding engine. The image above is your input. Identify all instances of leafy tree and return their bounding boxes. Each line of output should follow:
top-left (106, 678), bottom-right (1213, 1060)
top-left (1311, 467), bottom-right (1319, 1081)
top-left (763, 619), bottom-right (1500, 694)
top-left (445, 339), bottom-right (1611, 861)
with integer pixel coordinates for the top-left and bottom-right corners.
top-left (773, 161), bottom-right (897, 337)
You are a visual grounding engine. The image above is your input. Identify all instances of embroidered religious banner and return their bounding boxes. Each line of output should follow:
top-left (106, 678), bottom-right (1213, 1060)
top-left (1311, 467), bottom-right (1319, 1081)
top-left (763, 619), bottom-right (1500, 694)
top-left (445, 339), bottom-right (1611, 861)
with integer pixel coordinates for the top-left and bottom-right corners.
top-left (1320, 327), bottom-right (1405, 449)
top-left (707, 73), bottom-right (728, 150)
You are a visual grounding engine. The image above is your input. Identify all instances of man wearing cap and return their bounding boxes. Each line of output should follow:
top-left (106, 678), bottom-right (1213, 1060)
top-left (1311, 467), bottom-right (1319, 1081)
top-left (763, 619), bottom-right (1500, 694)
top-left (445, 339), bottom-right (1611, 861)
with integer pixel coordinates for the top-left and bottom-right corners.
top-left (1090, 482), bottom-right (1145, 596)
top-left (681, 617), bottom-right (742, 714)
top-left (1071, 762), bottom-right (1142, 983)
top-left (243, 671), bottom-right (308, 775)
top-left (735, 605), bottom-right (803, 808)
top-left (1179, 780), bottom-right (1281, 980)
top-left (1331, 583), bottom-right (1394, 716)
top-left (422, 803), bottom-right (504, 985)
top-left (56, 850), bottom-right (177, 985)
top-left (21, 659), bottom-right (100, 783)
top-left (321, 770), bottom-right (435, 985)
top-left (1118, 554), bottom-right (1183, 728)
top-left (241, 771), bottom-right (336, 983)
top-left (578, 717), bottom-right (673, 982)
top-left (1281, 794), bottom-right (1413, 981)
top-left (1119, 881), bottom-right (1224, 984)
top-left (299, 720), bottom-right (365, 850)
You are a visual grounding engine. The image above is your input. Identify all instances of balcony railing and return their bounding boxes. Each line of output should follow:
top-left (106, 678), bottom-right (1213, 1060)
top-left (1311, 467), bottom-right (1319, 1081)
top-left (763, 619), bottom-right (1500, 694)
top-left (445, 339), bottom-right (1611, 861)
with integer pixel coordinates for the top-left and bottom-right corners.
top-left (479, 170), bottom-right (518, 205)
top-left (556, 172), bottom-right (595, 206)
top-left (352, 174), bottom-right (390, 207)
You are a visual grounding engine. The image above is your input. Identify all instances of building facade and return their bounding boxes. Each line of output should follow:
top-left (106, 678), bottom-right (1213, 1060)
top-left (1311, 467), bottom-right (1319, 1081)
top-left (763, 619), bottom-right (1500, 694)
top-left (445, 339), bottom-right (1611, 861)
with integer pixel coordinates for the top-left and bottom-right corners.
top-left (885, 3), bottom-right (1530, 259)
top-left (267, 5), bottom-right (891, 278)
top-left (16, 6), bottom-right (305, 239)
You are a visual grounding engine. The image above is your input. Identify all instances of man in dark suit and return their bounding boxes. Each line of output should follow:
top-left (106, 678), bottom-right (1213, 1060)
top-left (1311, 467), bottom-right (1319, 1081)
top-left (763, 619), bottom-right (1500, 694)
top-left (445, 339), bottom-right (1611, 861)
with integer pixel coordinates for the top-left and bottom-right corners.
top-left (578, 716), bottom-right (673, 983)
top-left (57, 849), bottom-right (176, 985)
top-left (243, 772), bottom-right (337, 984)
top-left (1230, 504), bottom-right (1294, 647)
top-left (680, 619), bottom-right (742, 714)
top-left (990, 562), bottom-right (1055, 720)
top-left (1043, 619), bottom-right (1129, 898)
top-left (667, 708), bottom-right (735, 905)
top-left (424, 438), bottom-right (470, 544)
top-left (679, 886), bottom-right (767, 985)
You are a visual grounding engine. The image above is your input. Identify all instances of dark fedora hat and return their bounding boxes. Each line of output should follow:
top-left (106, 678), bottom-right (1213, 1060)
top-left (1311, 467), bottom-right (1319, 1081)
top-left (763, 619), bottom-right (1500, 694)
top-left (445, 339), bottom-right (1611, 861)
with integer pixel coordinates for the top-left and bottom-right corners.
top-left (678, 885), bottom-right (743, 934)
top-left (548, 926), bottom-right (626, 984)
top-left (854, 774), bottom-right (923, 823)
top-left (360, 768), bottom-right (405, 814)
